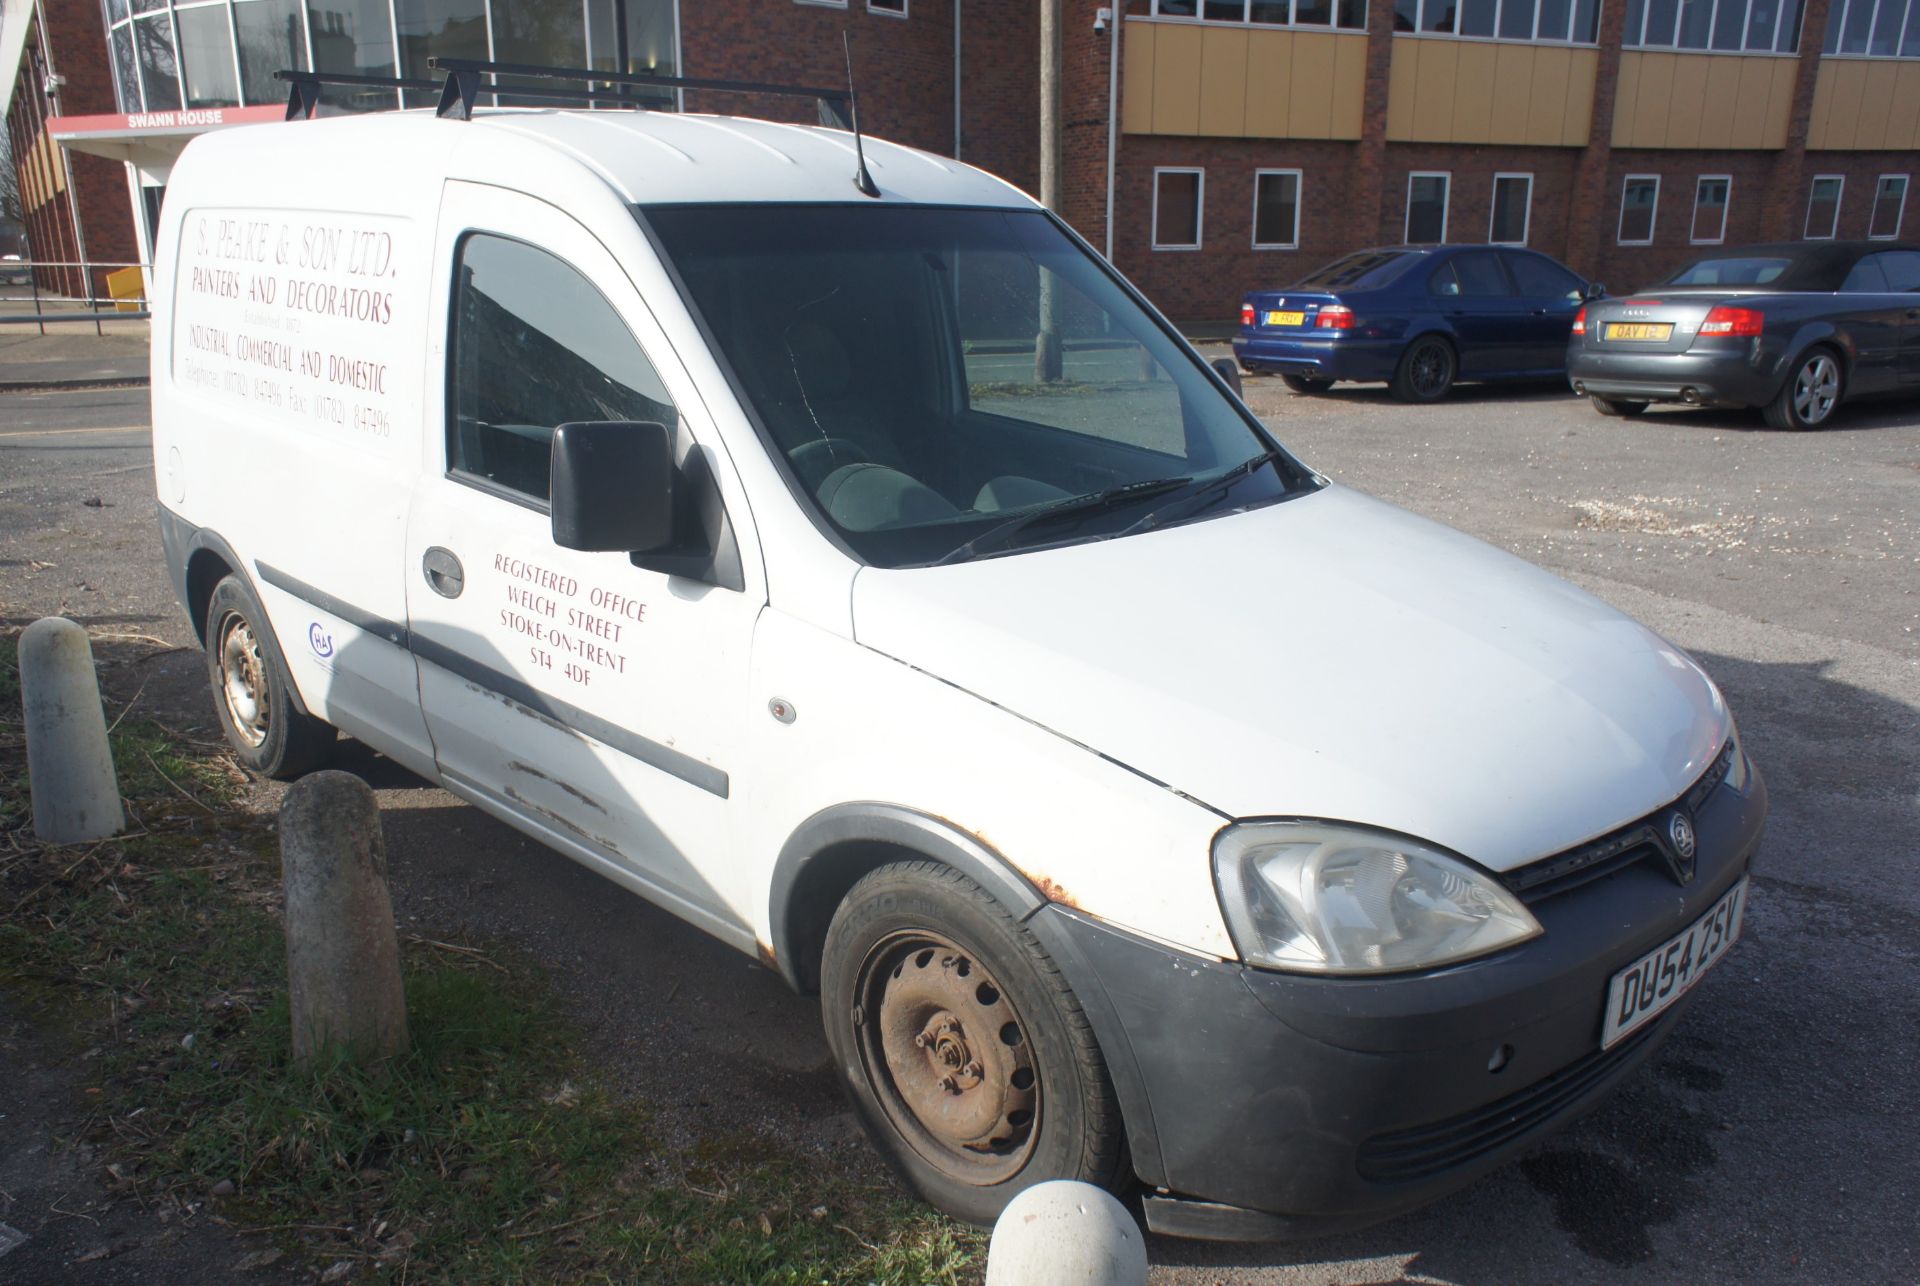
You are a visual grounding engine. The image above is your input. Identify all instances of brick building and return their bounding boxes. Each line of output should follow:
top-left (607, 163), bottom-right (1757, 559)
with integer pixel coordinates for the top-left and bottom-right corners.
top-left (4, 0), bottom-right (1916, 322)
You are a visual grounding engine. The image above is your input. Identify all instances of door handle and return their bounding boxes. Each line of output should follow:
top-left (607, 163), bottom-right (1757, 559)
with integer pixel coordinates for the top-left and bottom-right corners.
top-left (423, 546), bottom-right (464, 598)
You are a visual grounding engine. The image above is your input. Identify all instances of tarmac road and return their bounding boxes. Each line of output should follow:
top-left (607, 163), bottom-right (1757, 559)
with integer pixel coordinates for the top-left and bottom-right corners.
top-left (2, 378), bottom-right (1916, 1284)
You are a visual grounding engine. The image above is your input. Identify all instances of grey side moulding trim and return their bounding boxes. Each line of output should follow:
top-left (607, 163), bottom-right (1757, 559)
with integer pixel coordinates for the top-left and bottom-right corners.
top-left (255, 562), bottom-right (409, 649)
top-left (254, 561), bottom-right (729, 799)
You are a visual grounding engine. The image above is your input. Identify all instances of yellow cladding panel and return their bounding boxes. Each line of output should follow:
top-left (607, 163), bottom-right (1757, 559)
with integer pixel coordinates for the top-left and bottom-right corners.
top-left (1665, 54), bottom-right (1707, 148)
top-left (1121, 19), bottom-right (1156, 134)
top-left (1731, 57), bottom-right (1774, 148)
top-left (1152, 21), bottom-right (1204, 136)
top-left (1526, 45), bottom-right (1572, 145)
top-left (1610, 52), bottom-right (1642, 147)
top-left (1856, 61), bottom-right (1899, 149)
top-left (1697, 57), bottom-right (1741, 147)
top-left (1290, 32), bottom-right (1338, 138)
top-left (1198, 26), bottom-right (1250, 136)
top-left (1386, 36), bottom-right (1418, 139)
top-left (1827, 60), bottom-right (1867, 149)
top-left (1245, 27), bottom-right (1293, 137)
top-left (1562, 48), bottom-right (1598, 146)
top-left (1410, 38), bottom-right (1460, 141)
top-left (1889, 63), bottom-right (1920, 149)
top-left (1449, 43), bottom-right (1497, 141)
top-left (1490, 44), bottom-right (1534, 144)
top-left (1330, 30), bottom-right (1365, 139)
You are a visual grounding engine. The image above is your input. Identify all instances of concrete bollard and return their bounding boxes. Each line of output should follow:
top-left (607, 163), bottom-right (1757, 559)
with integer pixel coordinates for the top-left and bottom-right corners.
top-left (985, 1181), bottom-right (1148, 1286)
top-left (279, 771), bottom-right (409, 1064)
top-left (19, 617), bottom-right (124, 844)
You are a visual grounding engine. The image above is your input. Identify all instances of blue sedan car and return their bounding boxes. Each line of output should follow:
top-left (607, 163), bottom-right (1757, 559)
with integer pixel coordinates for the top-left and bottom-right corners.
top-left (1233, 246), bottom-right (1602, 402)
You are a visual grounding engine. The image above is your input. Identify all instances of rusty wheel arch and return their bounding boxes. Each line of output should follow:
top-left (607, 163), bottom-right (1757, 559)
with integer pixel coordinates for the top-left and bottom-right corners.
top-left (768, 804), bottom-right (1047, 995)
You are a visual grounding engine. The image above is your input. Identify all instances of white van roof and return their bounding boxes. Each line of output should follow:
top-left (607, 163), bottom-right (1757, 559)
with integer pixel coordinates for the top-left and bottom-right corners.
top-left (190, 107), bottom-right (1034, 211)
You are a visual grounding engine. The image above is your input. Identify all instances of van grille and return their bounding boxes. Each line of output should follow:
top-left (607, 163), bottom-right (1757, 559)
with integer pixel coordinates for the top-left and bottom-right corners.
top-left (1355, 1024), bottom-right (1660, 1183)
top-left (1499, 740), bottom-right (1735, 906)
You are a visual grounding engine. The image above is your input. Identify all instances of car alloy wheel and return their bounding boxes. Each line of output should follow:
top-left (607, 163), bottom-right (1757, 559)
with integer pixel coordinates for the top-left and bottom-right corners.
top-left (1791, 353), bottom-right (1840, 426)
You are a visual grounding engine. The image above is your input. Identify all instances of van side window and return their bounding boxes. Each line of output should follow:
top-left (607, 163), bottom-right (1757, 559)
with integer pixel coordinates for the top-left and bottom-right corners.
top-left (448, 233), bottom-right (677, 503)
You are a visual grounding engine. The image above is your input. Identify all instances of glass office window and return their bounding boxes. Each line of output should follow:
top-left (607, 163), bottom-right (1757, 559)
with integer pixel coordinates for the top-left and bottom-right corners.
top-left (1691, 177), bottom-right (1730, 243)
top-left (234, 0), bottom-right (310, 107)
top-left (395, 0), bottom-right (486, 106)
top-left (309, 0), bottom-right (399, 109)
top-left (1406, 173), bottom-right (1449, 244)
top-left (176, 3), bottom-right (242, 108)
top-left (110, 21), bottom-right (142, 113)
top-left (1253, 170), bottom-right (1301, 248)
top-left (1870, 175), bottom-right (1909, 239)
top-left (1618, 176), bottom-right (1659, 244)
top-left (1805, 176), bottom-right (1844, 239)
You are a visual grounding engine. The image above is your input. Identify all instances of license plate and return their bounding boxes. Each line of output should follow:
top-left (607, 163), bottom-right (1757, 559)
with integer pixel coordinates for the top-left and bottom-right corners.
top-left (1266, 310), bottom-right (1306, 327)
top-left (1601, 877), bottom-right (1747, 1049)
top-left (1604, 322), bottom-right (1674, 342)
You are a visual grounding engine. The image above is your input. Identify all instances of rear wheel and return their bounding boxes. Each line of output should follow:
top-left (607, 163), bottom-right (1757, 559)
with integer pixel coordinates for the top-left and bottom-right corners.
top-left (1281, 373), bottom-right (1334, 395)
top-left (1763, 348), bottom-right (1843, 430)
top-left (1391, 336), bottom-right (1456, 403)
top-left (204, 575), bottom-right (335, 779)
top-left (820, 862), bottom-right (1126, 1226)
top-left (1589, 395), bottom-right (1649, 418)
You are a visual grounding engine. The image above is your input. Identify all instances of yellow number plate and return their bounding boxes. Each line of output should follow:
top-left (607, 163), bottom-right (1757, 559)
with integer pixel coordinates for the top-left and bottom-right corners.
top-left (1604, 322), bottom-right (1674, 342)
top-left (1266, 310), bottom-right (1306, 327)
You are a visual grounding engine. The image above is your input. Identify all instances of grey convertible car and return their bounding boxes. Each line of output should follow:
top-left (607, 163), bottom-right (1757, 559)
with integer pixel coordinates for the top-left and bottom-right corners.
top-left (1567, 241), bottom-right (1920, 429)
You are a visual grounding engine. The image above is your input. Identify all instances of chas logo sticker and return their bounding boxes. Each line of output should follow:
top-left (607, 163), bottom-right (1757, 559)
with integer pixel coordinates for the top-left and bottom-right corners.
top-left (308, 622), bottom-right (335, 659)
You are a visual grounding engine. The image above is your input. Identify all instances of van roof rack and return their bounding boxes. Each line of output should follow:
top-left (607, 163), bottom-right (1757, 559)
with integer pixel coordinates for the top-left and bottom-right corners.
top-left (275, 70), bottom-right (445, 121)
top-left (427, 50), bottom-right (880, 199)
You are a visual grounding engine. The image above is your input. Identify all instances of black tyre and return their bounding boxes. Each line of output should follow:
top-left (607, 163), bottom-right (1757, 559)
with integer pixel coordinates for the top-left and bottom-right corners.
top-left (204, 575), bottom-right (336, 779)
top-left (1589, 395), bottom-right (1649, 418)
top-left (1763, 347), bottom-right (1843, 430)
top-left (820, 862), bottom-right (1125, 1226)
top-left (1390, 336), bottom-right (1456, 403)
top-left (1281, 373), bottom-right (1334, 394)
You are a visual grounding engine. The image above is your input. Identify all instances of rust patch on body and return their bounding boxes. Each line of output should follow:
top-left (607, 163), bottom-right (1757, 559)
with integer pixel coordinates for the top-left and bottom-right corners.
top-left (502, 785), bottom-right (624, 857)
top-left (1033, 876), bottom-right (1078, 909)
top-left (756, 941), bottom-right (780, 972)
top-left (464, 681), bottom-right (585, 742)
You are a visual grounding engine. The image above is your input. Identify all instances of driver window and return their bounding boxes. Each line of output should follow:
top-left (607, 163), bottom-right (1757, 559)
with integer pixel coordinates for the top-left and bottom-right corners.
top-left (448, 233), bottom-right (677, 503)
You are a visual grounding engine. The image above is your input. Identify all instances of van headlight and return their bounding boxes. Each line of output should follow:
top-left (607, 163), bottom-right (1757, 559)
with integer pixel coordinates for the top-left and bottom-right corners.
top-left (1212, 822), bottom-right (1543, 975)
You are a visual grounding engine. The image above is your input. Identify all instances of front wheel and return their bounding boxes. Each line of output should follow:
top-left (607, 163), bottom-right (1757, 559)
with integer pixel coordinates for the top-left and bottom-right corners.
top-left (204, 575), bottom-right (336, 778)
top-left (1590, 395), bottom-right (1649, 418)
top-left (819, 862), bottom-right (1126, 1226)
top-left (1763, 348), bottom-right (1843, 430)
top-left (1391, 336), bottom-right (1456, 403)
top-left (1281, 373), bottom-right (1334, 395)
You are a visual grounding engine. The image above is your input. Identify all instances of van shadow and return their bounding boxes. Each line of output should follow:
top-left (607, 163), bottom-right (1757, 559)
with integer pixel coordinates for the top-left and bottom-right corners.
top-left (315, 618), bottom-right (864, 1166)
top-left (1147, 647), bottom-right (1920, 1281)
top-left (1257, 376), bottom-right (1581, 409)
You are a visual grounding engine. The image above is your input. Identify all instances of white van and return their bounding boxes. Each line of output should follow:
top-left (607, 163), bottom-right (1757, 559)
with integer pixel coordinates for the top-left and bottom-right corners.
top-left (151, 93), bottom-right (1766, 1240)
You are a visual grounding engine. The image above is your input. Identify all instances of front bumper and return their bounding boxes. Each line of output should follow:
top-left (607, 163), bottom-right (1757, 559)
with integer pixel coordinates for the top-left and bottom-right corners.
top-left (1034, 761), bottom-right (1767, 1240)
top-left (1232, 332), bottom-right (1400, 382)
top-left (1568, 345), bottom-right (1782, 407)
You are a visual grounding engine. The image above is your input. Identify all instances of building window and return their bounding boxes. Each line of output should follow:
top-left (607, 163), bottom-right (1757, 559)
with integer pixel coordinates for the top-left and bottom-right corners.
top-left (1395, 0), bottom-right (1601, 41)
top-left (1252, 170), bottom-right (1302, 249)
top-left (1153, 169), bottom-right (1205, 250)
top-left (869, 0), bottom-right (908, 12)
top-left (1691, 176), bottom-right (1731, 244)
top-left (1618, 175), bottom-right (1660, 245)
top-left (1823, 0), bottom-right (1920, 54)
top-left (1628, 0), bottom-right (1806, 52)
top-left (1805, 175), bottom-right (1844, 239)
top-left (1405, 172), bottom-right (1450, 243)
top-left (1870, 174), bottom-right (1909, 238)
top-left (1489, 173), bottom-right (1532, 244)
top-left (1150, 0), bottom-right (1369, 32)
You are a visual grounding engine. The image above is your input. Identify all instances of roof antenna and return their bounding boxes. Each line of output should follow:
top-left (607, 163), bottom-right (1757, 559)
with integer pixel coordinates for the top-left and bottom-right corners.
top-left (842, 32), bottom-right (880, 198)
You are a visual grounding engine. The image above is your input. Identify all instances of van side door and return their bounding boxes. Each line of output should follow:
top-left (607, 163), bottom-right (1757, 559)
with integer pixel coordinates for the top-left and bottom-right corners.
top-left (404, 181), bottom-right (766, 949)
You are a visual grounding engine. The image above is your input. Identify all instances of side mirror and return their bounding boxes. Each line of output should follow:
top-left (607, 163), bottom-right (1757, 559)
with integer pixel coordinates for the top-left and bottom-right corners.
top-left (1210, 356), bottom-right (1244, 399)
top-left (550, 421), bottom-right (674, 553)
top-left (1585, 281), bottom-right (1608, 300)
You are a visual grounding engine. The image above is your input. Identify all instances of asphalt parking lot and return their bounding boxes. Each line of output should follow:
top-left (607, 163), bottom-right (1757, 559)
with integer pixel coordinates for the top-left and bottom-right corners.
top-left (2, 375), bottom-right (1917, 1284)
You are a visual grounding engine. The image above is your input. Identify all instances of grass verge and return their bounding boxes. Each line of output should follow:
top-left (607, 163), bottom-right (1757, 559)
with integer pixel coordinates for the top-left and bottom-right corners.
top-left (0, 631), bottom-right (981, 1282)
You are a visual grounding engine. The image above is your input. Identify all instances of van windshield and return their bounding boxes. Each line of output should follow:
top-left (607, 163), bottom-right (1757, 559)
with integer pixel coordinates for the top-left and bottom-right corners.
top-left (643, 204), bottom-right (1312, 568)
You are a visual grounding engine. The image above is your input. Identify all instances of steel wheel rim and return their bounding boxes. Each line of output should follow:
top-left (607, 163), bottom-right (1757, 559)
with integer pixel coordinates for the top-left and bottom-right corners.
top-left (1411, 344), bottom-right (1449, 396)
top-left (1793, 355), bottom-right (1839, 424)
top-left (854, 930), bottom-right (1040, 1186)
top-left (217, 612), bottom-right (270, 748)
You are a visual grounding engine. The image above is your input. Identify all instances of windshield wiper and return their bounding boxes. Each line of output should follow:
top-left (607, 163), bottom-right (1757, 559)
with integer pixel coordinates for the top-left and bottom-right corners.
top-left (1113, 449), bottom-right (1286, 540)
top-left (932, 475), bottom-right (1193, 566)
